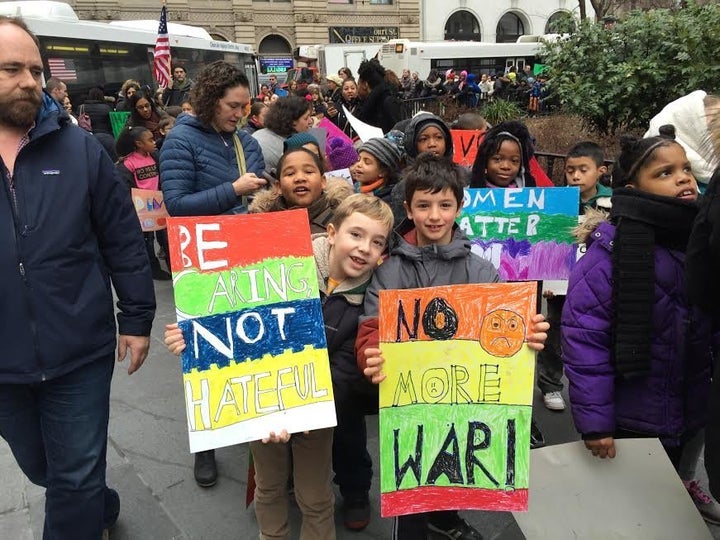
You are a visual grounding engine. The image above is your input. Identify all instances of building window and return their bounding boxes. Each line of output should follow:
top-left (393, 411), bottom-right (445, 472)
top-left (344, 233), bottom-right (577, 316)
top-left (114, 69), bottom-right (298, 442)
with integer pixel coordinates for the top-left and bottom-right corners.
top-left (545, 11), bottom-right (576, 34)
top-left (444, 10), bottom-right (481, 41)
top-left (496, 13), bottom-right (525, 43)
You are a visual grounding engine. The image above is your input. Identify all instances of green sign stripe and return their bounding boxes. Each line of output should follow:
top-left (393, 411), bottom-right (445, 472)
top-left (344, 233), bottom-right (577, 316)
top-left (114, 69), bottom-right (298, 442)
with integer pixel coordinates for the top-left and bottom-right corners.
top-left (379, 403), bottom-right (531, 493)
top-left (458, 212), bottom-right (577, 243)
top-left (173, 256), bottom-right (319, 318)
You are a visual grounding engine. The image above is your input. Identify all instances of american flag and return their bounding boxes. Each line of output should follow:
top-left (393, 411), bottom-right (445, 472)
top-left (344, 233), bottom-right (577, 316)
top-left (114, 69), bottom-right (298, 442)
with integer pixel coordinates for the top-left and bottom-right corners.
top-left (47, 58), bottom-right (77, 82)
top-left (153, 5), bottom-right (171, 88)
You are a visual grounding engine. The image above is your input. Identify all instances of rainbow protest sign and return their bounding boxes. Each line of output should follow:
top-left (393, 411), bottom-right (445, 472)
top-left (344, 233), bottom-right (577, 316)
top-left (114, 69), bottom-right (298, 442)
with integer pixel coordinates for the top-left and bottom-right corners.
top-left (166, 209), bottom-right (336, 453)
top-left (378, 282), bottom-right (536, 517)
top-left (459, 187), bottom-right (579, 280)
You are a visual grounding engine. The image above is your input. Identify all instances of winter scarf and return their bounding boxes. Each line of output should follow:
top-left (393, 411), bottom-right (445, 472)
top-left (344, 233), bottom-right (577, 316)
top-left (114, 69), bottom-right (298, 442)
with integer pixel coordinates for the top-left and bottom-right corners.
top-left (609, 188), bottom-right (698, 378)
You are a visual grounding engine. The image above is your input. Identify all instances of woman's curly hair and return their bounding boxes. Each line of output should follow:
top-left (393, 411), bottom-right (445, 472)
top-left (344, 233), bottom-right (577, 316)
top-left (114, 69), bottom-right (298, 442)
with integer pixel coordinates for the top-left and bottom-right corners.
top-left (263, 96), bottom-right (313, 137)
top-left (190, 61), bottom-right (249, 127)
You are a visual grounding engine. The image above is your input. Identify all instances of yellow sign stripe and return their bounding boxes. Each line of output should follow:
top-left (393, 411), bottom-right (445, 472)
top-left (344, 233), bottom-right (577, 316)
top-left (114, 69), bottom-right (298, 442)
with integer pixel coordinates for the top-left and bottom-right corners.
top-left (183, 346), bottom-right (334, 431)
top-left (379, 340), bottom-right (534, 408)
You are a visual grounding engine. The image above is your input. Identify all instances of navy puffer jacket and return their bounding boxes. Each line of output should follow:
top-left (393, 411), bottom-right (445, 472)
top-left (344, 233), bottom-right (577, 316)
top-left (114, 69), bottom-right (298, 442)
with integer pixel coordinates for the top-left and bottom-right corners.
top-left (0, 93), bottom-right (155, 383)
top-left (160, 113), bottom-right (265, 216)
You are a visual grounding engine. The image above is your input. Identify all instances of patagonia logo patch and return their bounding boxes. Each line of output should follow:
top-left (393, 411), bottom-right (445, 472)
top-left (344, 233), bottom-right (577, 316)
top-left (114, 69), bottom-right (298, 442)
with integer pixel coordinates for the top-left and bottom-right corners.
top-left (42, 170), bottom-right (60, 175)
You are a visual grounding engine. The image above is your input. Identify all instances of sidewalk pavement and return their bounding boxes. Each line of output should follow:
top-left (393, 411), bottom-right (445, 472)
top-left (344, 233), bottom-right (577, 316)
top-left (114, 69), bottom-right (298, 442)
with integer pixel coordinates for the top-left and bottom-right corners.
top-left (1, 281), bottom-right (718, 539)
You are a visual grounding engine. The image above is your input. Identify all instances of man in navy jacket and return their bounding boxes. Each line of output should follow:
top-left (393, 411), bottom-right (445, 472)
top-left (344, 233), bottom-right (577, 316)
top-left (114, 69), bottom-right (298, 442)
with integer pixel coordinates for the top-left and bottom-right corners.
top-left (0, 17), bottom-right (155, 539)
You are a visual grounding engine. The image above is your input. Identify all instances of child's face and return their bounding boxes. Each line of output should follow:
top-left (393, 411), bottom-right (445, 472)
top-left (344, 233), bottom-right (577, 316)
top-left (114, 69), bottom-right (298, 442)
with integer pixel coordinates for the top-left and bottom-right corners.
top-left (352, 151), bottom-right (382, 186)
top-left (486, 140), bottom-right (522, 187)
top-left (327, 212), bottom-right (389, 281)
top-left (181, 102), bottom-right (193, 114)
top-left (404, 188), bottom-right (460, 247)
top-left (416, 126), bottom-right (446, 156)
top-left (632, 143), bottom-right (698, 201)
top-left (277, 151), bottom-right (326, 208)
top-left (159, 120), bottom-right (175, 137)
top-left (136, 130), bottom-right (156, 153)
top-left (565, 156), bottom-right (606, 201)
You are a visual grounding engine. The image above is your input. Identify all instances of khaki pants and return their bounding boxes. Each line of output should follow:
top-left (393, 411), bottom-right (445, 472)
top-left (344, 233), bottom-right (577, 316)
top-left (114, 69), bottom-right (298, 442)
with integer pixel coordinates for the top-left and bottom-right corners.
top-left (250, 428), bottom-right (335, 540)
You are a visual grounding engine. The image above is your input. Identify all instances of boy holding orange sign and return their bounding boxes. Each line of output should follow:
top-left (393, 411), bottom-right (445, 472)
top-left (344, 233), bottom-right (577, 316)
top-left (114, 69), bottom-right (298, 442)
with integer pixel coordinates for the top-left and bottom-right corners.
top-left (356, 153), bottom-right (549, 539)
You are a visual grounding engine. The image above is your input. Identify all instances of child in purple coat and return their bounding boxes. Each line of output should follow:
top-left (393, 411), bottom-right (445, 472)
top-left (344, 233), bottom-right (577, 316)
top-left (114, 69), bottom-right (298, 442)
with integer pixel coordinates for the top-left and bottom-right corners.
top-left (561, 125), bottom-right (720, 523)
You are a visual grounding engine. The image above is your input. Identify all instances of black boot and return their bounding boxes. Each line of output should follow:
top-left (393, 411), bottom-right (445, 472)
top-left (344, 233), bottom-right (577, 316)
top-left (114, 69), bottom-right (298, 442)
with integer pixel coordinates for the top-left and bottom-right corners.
top-left (530, 419), bottom-right (546, 449)
top-left (194, 449), bottom-right (217, 487)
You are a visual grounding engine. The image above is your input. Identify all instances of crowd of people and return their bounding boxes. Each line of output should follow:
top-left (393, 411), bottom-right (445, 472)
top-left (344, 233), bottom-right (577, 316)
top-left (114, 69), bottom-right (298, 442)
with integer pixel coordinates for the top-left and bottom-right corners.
top-left (5, 12), bottom-right (720, 540)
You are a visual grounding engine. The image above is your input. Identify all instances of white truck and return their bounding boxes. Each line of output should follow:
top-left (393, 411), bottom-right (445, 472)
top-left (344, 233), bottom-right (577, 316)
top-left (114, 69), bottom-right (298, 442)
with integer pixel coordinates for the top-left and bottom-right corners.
top-left (316, 43), bottom-right (382, 78)
top-left (286, 43), bottom-right (382, 85)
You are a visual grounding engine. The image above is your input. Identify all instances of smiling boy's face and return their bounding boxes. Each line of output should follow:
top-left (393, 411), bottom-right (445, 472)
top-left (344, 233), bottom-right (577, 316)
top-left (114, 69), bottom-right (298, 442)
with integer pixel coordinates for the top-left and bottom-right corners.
top-left (404, 187), bottom-right (460, 246)
top-left (277, 150), bottom-right (326, 208)
top-left (327, 212), bottom-right (389, 282)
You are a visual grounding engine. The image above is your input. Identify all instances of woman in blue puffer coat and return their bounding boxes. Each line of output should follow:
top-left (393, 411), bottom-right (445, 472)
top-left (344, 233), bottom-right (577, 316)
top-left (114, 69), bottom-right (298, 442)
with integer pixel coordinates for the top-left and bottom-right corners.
top-left (160, 61), bottom-right (266, 216)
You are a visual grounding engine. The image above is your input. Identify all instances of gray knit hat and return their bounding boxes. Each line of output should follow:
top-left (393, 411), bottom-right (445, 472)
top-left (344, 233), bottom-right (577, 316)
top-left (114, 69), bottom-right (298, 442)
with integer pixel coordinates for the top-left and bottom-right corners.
top-left (358, 137), bottom-right (401, 171)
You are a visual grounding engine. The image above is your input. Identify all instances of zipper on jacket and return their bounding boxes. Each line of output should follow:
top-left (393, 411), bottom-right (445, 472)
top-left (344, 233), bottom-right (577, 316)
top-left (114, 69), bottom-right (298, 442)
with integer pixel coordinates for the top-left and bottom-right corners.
top-left (3, 155), bottom-right (44, 378)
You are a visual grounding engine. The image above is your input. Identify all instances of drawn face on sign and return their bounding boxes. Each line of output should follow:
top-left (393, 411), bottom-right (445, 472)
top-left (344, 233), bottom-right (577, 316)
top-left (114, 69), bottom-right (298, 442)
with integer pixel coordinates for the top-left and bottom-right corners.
top-left (479, 309), bottom-right (525, 357)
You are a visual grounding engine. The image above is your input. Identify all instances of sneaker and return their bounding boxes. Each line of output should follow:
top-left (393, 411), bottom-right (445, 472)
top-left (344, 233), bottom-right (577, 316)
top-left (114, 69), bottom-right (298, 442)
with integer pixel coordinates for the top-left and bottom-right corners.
top-left (684, 480), bottom-right (720, 525)
top-left (543, 391), bottom-right (566, 411)
top-left (530, 420), bottom-right (546, 449)
top-left (343, 497), bottom-right (371, 531)
top-left (194, 449), bottom-right (218, 488)
top-left (428, 516), bottom-right (483, 540)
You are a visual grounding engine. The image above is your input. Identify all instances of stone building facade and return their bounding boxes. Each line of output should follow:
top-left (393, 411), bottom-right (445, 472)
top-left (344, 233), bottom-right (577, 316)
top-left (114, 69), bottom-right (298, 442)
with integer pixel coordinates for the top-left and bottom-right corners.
top-left (70, 0), bottom-right (421, 56)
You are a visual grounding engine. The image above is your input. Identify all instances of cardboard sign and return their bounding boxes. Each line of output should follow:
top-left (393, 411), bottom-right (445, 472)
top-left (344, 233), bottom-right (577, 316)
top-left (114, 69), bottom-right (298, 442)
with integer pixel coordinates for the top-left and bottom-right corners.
top-left (513, 439), bottom-right (712, 539)
top-left (167, 209), bottom-right (336, 453)
top-left (451, 129), bottom-right (486, 168)
top-left (459, 187), bottom-right (580, 280)
top-left (378, 282), bottom-right (537, 517)
top-left (131, 188), bottom-right (168, 231)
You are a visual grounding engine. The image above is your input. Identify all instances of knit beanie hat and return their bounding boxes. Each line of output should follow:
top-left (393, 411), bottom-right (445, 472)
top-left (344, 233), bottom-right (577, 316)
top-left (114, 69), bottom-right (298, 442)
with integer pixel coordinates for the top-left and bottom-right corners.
top-left (284, 132), bottom-right (320, 153)
top-left (326, 136), bottom-right (360, 170)
top-left (404, 112), bottom-right (453, 159)
top-left (358, 137), bottom-right (401, 171)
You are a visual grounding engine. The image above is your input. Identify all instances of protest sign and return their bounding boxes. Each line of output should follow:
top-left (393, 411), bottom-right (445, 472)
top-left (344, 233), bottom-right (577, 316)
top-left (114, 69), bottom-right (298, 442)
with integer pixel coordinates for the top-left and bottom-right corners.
top-left (131, 188), bottom-right (168, 232)
top-left (459, 187), bottom-right (579, 280)
top-left (513, 439), bottom-right (712, 539)
top-left (342, 104), bottom-right (384, 141)
top-left (378, 282), bottom-right (536, 517)
top-left (451, 129), bottom-right (486, 167)
top-left (166, 209), bottom-right (336, 453)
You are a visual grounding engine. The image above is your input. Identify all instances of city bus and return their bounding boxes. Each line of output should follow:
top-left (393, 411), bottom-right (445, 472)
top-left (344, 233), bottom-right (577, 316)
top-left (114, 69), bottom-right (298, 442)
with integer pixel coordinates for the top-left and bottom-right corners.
top-left (0, 1), bottom-right (260, 102)
top-left (378, 36), bottom-right (553, 78)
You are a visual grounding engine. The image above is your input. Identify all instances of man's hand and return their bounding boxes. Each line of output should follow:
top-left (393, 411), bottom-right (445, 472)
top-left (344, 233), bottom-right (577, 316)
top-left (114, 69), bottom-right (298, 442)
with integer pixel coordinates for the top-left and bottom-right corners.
top-left (585, 437), bottom-right (616, 459)
top-left (117, 335), bottom-right (150, 375)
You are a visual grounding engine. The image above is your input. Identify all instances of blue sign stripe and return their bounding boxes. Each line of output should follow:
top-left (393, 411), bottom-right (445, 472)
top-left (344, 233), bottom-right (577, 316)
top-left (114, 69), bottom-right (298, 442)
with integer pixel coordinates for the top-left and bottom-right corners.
top-left (462, 187), bottom-right (580, 216)
top-left (180, 298), bottom-right (327, 372)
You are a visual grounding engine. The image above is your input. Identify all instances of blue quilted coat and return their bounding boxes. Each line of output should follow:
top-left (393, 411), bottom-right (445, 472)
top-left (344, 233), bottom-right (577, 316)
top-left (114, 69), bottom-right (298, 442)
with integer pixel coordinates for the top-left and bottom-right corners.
top-left (561, 219), bottom-right (713, 447)
top-left (160, 113), bottom-right (265, 216)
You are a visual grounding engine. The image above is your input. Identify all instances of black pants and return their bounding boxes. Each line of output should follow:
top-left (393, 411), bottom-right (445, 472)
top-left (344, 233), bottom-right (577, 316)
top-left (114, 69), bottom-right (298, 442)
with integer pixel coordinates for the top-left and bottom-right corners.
top-left (332, 378), bottom-right (377, 501)
top-left (537, 295), bottom-right (566, 393)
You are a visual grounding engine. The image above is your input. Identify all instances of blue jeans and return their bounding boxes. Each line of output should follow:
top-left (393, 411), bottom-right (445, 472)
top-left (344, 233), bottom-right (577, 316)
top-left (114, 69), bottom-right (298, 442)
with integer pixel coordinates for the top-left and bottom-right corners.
top-left (0, 356), bottom-right (116, 540)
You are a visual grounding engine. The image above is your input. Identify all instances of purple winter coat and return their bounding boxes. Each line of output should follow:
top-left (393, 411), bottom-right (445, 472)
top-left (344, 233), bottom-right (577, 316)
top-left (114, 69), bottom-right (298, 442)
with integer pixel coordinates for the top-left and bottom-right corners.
top-left (561, 220), bottom-right (712, 446)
